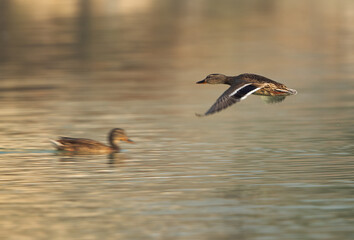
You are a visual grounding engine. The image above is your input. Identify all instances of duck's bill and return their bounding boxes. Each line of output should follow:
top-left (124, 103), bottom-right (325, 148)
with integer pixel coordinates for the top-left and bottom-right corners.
top-left (196, 79), bottom-right (207, 84)
top-left (125, 139), bottom-right (135, 143)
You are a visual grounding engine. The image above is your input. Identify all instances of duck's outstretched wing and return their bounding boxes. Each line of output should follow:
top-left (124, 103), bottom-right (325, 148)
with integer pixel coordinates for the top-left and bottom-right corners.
top-left (197, 83), bottom-right (262, 117)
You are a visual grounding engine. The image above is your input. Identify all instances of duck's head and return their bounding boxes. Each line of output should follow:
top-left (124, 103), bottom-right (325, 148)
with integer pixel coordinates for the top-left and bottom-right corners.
top-left (109, 128), bottom-right (134, 145)
top-left (197, 74), bottom-right (228, 84)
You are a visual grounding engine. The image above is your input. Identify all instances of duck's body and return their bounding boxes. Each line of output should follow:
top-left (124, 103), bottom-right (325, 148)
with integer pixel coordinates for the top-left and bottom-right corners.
top-left (197, 73), bottom-right (297, 116)
top-left (50, 128), bottom-right (133, 154)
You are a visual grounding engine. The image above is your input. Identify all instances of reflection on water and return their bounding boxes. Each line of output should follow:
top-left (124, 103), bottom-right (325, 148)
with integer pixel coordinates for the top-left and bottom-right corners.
top-left (0, 0), bottom-right (354, 239)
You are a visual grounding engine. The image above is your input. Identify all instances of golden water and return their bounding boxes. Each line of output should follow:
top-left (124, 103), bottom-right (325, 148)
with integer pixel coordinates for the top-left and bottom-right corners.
top-left (0, 1), bottom-right (353, 239)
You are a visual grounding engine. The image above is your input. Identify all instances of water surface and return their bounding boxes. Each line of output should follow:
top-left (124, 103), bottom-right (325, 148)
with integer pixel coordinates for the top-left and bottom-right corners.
top-left (0, 1), bottom-right (353, 239)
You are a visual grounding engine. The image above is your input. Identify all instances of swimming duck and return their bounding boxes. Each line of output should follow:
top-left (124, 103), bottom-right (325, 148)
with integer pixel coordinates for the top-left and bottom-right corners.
top-left (196, 73), bottom-right (297, 116)
top-left (50, 128), bottom-right (134, 153)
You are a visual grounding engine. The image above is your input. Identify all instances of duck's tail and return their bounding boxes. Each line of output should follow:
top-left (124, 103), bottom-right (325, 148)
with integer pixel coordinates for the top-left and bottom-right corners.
top-left (49, 139), bottom-right (63, 149)
top-left (275, 88), bottom-right (297, 95)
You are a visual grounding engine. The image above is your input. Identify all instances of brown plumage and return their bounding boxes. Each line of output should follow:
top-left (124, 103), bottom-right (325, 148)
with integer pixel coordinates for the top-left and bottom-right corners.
top-left (50, 128), bottom-right (134, 154)
top-left (196, 73), bottom-right (297, 116)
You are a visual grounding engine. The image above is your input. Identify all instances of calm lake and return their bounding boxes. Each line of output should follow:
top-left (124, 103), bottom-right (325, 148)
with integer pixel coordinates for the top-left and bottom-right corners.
top-left (0, 0), bottom-right (353, 239)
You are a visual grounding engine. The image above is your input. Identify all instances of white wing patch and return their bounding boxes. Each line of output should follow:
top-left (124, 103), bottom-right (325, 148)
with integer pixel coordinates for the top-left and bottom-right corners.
top-left (240, 87), bottom-right (262, 100)
top-left (228, 83), bottom-right (252, 97)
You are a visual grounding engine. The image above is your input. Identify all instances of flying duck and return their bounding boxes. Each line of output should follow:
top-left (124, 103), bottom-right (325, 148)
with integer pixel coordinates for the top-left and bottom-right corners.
top-left (196, 73), bottom-right (297, 116)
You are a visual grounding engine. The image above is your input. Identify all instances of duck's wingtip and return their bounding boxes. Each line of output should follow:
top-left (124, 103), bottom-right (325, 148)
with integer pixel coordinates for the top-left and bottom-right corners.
top-left (195, 113), bottom-right (205, 118)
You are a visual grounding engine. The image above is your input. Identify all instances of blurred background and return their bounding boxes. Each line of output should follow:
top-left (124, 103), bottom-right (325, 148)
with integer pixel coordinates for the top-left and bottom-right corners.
top-left (0, 0), bottom-right (353, 239)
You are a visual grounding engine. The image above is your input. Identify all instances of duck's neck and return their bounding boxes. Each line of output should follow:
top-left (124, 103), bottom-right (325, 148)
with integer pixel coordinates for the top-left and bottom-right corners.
top-left (111, 142), bottom-right (120, 151)
top-left (225, 76), bottom-right (233, 85)
top-left (109, 137), bottom-right (120, 152)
